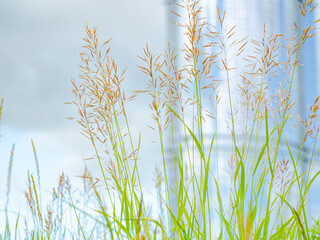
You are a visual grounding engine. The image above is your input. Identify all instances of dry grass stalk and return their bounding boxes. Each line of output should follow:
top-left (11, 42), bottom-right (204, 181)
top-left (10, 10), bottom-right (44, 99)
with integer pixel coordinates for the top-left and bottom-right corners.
top-left (299, 96), bottom-right (320, 144)
top-left (3, 0), bottom-right (320, 239)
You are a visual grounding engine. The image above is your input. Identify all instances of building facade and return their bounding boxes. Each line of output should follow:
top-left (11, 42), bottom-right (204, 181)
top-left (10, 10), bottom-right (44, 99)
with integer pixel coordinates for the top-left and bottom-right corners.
top-left (166, 0), bottom-right (319, 234)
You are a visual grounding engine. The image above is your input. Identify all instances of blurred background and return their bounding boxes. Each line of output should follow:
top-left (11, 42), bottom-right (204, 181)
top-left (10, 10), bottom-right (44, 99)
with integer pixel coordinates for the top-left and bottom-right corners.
top-left (0, 0), bottom-right (167, 213)
top-left (1, 0), bottom-right (320, 226)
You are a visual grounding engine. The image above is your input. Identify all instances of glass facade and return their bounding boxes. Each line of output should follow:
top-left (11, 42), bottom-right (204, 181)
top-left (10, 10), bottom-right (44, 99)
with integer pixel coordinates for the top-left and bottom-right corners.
top-left (168, 0), bottom-right (319, 233)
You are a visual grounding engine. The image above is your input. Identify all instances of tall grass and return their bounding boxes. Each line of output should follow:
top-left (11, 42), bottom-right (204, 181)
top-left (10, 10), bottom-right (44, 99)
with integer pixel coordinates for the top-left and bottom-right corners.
top-left (2, 0), bottom-right (320, 239)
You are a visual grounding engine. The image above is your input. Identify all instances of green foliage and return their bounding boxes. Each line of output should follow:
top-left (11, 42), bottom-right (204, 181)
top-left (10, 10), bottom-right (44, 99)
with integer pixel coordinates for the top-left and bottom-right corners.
top-left (1, 0), bottom-right (320, 239)
top-left (310, 221), bottom-right (320, 240)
